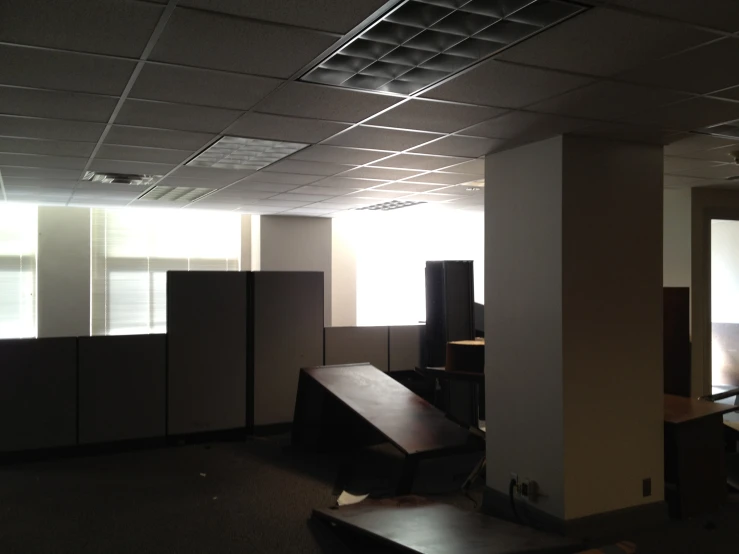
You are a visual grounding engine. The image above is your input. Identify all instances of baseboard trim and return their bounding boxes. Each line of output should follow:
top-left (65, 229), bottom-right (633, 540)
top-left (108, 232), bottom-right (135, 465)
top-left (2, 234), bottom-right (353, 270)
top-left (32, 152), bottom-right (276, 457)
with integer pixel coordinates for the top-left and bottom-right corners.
top-left (482, 486), bottom-right (668, 539)
top-left (0, 436), bottom-right (166, 465)
top-left (253, 422), bottom-right (293, 436)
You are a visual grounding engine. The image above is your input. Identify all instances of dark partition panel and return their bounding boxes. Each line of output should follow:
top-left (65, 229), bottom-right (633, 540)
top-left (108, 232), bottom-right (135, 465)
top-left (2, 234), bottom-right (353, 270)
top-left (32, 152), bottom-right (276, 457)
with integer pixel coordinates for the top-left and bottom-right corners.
top-left (252, 272), bottom-right (324, 427)
top-left (167, 271), bottom-right (248, 435)
top-left (664, 287), bottom-right (691, 396)
top-left (78, 334), bottom-right (166, 444)
top-left (0, 337), bottom-right (77, 452)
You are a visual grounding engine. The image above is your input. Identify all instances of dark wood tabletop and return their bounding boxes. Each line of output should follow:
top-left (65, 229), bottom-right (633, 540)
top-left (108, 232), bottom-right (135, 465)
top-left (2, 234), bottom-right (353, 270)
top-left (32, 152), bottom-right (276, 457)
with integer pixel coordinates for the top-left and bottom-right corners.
top-left (302, 364), bottom-right (475, 456)
top-left (664, 394), bottom-right (739, 424)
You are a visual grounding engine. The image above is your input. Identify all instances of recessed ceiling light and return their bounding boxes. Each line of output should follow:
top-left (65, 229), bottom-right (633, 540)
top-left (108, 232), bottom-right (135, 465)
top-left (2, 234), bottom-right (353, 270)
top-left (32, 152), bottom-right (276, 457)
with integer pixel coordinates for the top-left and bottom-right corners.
top-left (138, 185), bottom-right (215, 203)
top-left (83, 172), bottom-right (160, 186)
top-left (356, 199), bottom-right (426, 211)
top-left (301, 0), bottom-right (584, 95)
top-left (187, 136), bottom-right (308, 171)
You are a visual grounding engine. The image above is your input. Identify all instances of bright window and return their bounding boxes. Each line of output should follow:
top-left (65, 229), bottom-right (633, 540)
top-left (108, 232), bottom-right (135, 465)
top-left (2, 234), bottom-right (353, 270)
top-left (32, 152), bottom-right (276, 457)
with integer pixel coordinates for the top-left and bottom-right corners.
top-left (0, 204), bottom-right (37, 339)
top-left (91, 208), bottom-right (241, 335)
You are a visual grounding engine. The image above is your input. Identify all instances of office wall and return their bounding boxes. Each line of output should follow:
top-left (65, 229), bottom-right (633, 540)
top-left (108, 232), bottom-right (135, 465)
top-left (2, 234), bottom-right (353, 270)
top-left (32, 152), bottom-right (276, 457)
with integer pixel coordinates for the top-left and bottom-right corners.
top-left (258, 216), bottom-right (332, 325)
top-left (241, 214), bottom-right (252, 271)
top-left (664, 188), bottom-right (691, 288)
top-left (331, 216), bottom-right (357, 327)
top-left (37, 206), bottom-right (91, 337)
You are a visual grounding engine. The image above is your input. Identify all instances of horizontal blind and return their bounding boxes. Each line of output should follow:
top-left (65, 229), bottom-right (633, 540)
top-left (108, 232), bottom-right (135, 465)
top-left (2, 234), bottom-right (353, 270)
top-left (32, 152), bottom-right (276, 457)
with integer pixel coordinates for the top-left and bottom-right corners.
top-left (0, 204), bottom-right (37, 339)
top-left (91, 208), bottom-right (241, 336)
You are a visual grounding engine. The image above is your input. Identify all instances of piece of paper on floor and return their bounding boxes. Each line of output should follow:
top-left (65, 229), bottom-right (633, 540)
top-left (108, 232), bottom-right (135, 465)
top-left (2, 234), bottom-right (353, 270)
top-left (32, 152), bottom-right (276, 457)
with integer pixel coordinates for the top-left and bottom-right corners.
top-left (337, 491), bottom-right (369, 507)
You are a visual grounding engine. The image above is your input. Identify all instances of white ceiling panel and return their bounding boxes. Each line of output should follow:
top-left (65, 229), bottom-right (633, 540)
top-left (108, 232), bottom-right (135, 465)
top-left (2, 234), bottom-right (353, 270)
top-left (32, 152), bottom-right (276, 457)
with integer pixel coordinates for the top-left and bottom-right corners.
top-left (317, 196), bottom-right (377, 206)
top-left (422, 60), bottom-right (592, 109)
top-left (0, 115), bottom-right (105, 142)
top-left (665, 134), bottom-right (739, 155)
top-left (179, 0), bottom-right (390, 33)
top-left (340, 166), bottom-right (423, 181)
top-left (0, 137), bottom-right (94, 158)
top-left (130, 63), bottom-right (283, 110)
top-left (207, 189), bottom-right (277, 201)
top-left (96, 144), bottom-right (193, 165)
top-left (0, 86), bottom-right (117, 123)
top-left (225, 113), bottom-right (350, 144)
top-left (150, 8), bottom-right (338, 78)
top-left (664, 156), bottom-right (723, 173)
top-left (497, 8), bottom-right (718, 77)
top-left (253, 82), bottom-right (403, 123)
top-left (106, 125), bottom-right (216, 150)
top-left (88, 159), bottom-right (178, 175)
top-left (116, 99), bottom-right (242, 133)
top-left (263, 159), bottom-right (353, 176)
top-left (624, 97), bottom-right (739, 132)
top-left (289, 185), bottom-right (360, 196)
top-left (252, 200), bottom-right (314, 208)
top-left (325, 126), bottom-right (441, 150)
top-left (348, 189), bottom-right (410, 199)
top-left (664, 174), bottom-right (718, 188)
top-left (444, 158), bottom-right (484, 176)
top-left (270, 193), bottom-right (332, 202)
top-left (464, 110), bottom-right (590, 141)
top-left (317, 176), bottom-right (389, 188)
top-left (402, 193), bottom-right (461, 203)
top-left (290, 145), bottom-right (394, 165)
top-left (618, 39), bottom-right (739, 95)
top-left (281, 209), bottom-right (336, 216)
top-left (236, 205), bottom-right (285, 214)
top-left (0, 44), bottom-right (137, 96)
top-left (410, 135), bottom-right (503, 158)
top-left (0, 167), bottom-right (81, 180)
top-left (229, 182), bottom-right (298, 193)
top-left (243, 171), bottom-right (323, 185)
top-left (670, 164), bottom-right (739, 180)
top-left (528, 82), bottom-right (689, 121)
top-left (404, 172), bottom-right (478, 185)
top-left (608, 0), bottom-right (739, 33)
top-left (673, 144), bottom-right (739, 163)
top-left (169, 165), bottom-right (256, 182)
top-left (575, 122), bottom-right (688, 146)
top-left (0, 0), bottom-right (164, 58)
top-left (369, 153), bottom-right (470, 171)
top-left (366, 99), bottom-right (506, 134)
top-left (373, 182), bottom-right (447, 193)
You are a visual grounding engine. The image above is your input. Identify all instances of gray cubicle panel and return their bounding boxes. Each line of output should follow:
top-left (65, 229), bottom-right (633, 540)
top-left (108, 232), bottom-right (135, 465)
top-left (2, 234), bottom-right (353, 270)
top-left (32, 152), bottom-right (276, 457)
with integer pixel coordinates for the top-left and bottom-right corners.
top-left (389, 325), bottom-right (424, 372)
top-left (78, 334), bottom-right (166, 444)
top-left (324, 326), bottom-right (389, 371)
top-left (251, 272), bottom-right (324, 426)
top-left (0, 338), bottom-right (77, 452)
top-left (167, 271), bottom-right (248, 435)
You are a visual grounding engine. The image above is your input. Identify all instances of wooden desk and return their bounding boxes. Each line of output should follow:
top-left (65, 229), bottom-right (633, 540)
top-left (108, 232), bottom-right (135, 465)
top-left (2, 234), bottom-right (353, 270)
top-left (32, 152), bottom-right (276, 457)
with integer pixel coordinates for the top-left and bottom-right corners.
top-left (664, 394), bottom-right (739, 517)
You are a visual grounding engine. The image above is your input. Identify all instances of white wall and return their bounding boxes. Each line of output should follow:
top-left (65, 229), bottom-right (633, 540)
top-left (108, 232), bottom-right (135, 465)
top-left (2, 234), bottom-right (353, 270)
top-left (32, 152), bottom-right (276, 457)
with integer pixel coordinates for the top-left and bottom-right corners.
top-left (331, 215), bottom-right (357, 326)
top-left (258, 215), bottom-right (332, 325)
top-left (664, 188), bottom-right (691, 288)
top-left (240, 214), bottom-right (252, 270)
top-left (37, 206), bottom-right (91, 338)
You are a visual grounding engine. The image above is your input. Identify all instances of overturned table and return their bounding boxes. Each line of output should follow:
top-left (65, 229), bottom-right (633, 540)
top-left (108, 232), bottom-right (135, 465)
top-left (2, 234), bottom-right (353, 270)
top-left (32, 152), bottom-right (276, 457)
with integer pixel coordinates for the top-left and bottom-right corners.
top-left (292, 363), bottom-right (483, 494)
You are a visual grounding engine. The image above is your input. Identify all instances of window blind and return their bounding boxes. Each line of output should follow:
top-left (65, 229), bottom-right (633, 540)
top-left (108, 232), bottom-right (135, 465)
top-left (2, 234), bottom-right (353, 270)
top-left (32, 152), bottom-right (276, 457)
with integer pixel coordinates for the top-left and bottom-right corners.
top-left (91, 208), bottom-right (241, 336)
top-left (0, 203), bottom-right (37, 339)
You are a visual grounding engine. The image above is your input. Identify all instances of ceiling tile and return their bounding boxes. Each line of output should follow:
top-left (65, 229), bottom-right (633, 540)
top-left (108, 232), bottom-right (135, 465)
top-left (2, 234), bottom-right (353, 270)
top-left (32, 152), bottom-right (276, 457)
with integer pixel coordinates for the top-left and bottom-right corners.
top-left (0, 44), bottom-right (136, 96)
top-left (497, 8), bottom-right (718, 77)
top-left (317, 176), bottom-right (389, 188)
top-left (255, 199), bottom-right (315, 208)
top-left (156, 176), bottom-right (228, 188)
top-left (348, 189), bottom-right (410, 199)
top-left (116, 99), bottom-right (242, 133)
top-left (664, 156), bottom-right (723, 173)
top-left (270, 193), bottom-right (332, 202)
top-left (0, 152), bottom-right (85, 170)
top-left (0, 115), bottom-right (105, 142)
top-left (325, 126), bottom-right (441, 150)
top-left (618, 39), bottom-right (739, 95)
top-left (373, 182), bottom-right (447, 193)
top-left (106, 126), bottom-right (216, 150)
top-left (225, 113), bottom-right (350, 144)
top-left (289, 185), bottom-right (360, 196)
top-left (369, 153), bottom-right (470, 171)
top-left (675, 144), bottom-right (739, 163)
top-left (404, 172), bottom-right (478, 185)
top-left (0, 86), bottom-right (117, 123)
top-left (410, 135), bottom-right (503, 157)
top-left (317, 196), bottom-right (377, 207)
top-left (528, 82), bottom-right (689, 121)
top-left (96, 144), bottom-right (193, 165)
top-left (242, 172), bottom-right (322, 185)
top-left (281, 209), bottom-right (337, 216)
top-left (0, 137), bottom-right (94, 158)
top-left (340, 166), bottom-right (423, 181)
top-left (170, 166), bottom-right (256, 182)
top-left (366, 99), bottom-right (506, 134)
top-left (624, 97), bottom-right (739, 132)
top-left (574, 122), bottom-right (688, 146)
top-left (0, 167), bottom-right (81, 180)
top-left (443, 158), bottom-right (484, 176)
top-left (88, 160), bottom-right (177, 175)
top-left (401, 193), bottom-right (460, 203)
top-left (236, 205), bottom-right (285, 214)
top-left (664, 175), bottom-right (718, 188)
top-left (712, 86), bottom-right (739, 103)
top-left (150, 8), bottom-right (338, 78)
top-left (263, 159), bottom-right (352, 176)
top-left (130, 63), bottom-right (282, 110)
top-left (290, 145), bottom-right (394, 165)
top-left (670, 163), bottom-right (739, 180)
top-left (0, 0), bottom-right (163, 58)
top-left (665, 133), bottom-right (739, 155)
top-left (422, 60), bottom-right (592, 109)
top-left (253, 82), bottom-right (402, 123)
top-left (464, 111), bottom-right (590, 142)
top-left (179, 0), bottom-right (389, 33)
top-left (607, 0), bottom-right (739, 33)
top-left (208, 189), bottom-right (277, 201)
top-left (229, 181), bottom-right (298, 193)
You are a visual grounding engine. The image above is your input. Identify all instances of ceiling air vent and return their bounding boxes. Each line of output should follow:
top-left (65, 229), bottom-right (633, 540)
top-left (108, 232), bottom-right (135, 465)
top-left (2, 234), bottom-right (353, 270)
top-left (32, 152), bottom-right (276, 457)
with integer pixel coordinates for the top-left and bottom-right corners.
top-left (83, 172), bottom-right (160, 186)
top-left (301, 0), bottom-right (585, 95)
top-left (138, 186), bottom-right (215, 203)
top-left (356, 199), bottom-right (426, 211)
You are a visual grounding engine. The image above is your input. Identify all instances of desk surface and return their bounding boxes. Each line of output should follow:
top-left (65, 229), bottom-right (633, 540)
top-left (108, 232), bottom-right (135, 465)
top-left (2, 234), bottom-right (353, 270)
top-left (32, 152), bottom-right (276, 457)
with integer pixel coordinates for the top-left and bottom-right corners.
top-left (303, 364), bottom-right (475, 456)
top-left (664, 394), bottom-right (739, 424)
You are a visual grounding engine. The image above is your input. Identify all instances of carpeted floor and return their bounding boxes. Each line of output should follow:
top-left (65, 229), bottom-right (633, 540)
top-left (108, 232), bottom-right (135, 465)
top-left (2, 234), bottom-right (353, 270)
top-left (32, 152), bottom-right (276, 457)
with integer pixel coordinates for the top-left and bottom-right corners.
top-left (1, 437), bottom-right (739, 554)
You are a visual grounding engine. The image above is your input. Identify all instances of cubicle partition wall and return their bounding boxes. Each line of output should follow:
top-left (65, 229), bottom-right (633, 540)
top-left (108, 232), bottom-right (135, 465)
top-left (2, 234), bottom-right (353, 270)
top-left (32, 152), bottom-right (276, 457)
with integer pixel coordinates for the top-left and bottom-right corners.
top-left (324, 325), bottom-right (424, 372)
top-left (78, 334), bottom-right (166, 444)
top-left (0, 338), bottom-right (77, 452)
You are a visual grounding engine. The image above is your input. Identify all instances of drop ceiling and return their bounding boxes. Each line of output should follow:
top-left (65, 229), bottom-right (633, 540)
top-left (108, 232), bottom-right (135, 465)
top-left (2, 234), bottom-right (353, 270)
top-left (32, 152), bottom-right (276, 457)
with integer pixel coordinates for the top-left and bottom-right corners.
top-left (1, 0), bottom-right (739, 216)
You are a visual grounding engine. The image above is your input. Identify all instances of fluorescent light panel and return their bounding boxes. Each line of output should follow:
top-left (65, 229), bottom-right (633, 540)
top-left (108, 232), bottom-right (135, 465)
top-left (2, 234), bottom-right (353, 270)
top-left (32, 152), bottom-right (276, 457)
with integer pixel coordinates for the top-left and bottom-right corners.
top-left (139, 185), bottom-right (215, 203)
top-left (187, 136), bottom-right (308, 170)
top-left (302, 0), bottom-right (584, 94)
top-left (357, 199), bottom-right (426, 211)
top-left (83, 171), bottom-right (161, 186)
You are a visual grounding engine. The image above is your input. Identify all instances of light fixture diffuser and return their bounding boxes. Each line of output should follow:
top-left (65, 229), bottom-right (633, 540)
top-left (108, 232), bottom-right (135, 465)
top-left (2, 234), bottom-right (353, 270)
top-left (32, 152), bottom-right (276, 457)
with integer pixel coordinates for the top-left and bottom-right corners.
top-left (138, 186), bottom-right (216, 203)
top-left (302, 0), bottom-right (584, 95)
top-left (356, 199), bottom-right (426, 211)
top-left (187, 136), bottom-right (308, 170)
top-left (83, 172), bottom-right (161, 186)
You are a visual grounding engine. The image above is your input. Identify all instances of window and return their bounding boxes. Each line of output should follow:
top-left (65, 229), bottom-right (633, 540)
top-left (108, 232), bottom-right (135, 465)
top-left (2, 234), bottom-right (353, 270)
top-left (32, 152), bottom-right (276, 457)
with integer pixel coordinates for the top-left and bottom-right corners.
top-left (91, 208), bottom-right (241, 336)
top-left (0, 204), bottom-right (37, 339)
